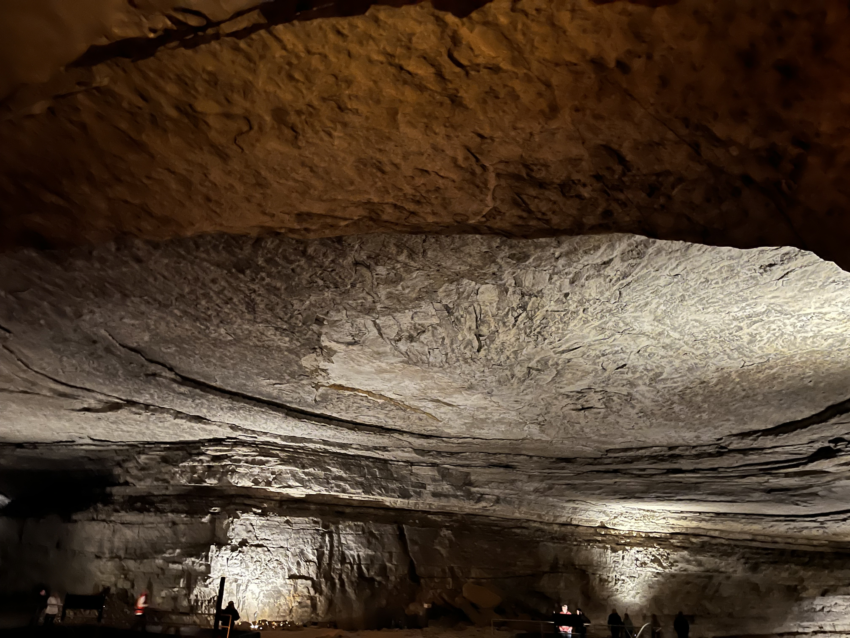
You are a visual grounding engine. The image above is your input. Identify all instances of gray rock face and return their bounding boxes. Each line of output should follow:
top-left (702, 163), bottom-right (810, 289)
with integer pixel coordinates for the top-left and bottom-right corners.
top-left (2, 490), bottom-right (850, 636)
top-left (1, 233), bottom-right (850, 634)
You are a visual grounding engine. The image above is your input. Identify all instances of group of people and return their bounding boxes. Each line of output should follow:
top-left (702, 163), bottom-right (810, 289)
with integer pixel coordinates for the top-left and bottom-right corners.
top-left (33, 588), bottom-right (241, 633)
top-left (605, 610), bottom-right (636, 638)
top-left (554, 605), bottom-right (690, 638)
top-left (133, 589), bottom-right (241, 632)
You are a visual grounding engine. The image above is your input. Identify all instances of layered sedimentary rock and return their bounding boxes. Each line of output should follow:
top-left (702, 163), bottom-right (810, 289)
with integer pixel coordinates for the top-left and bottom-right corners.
top-left (3, 486), bottom-right (850, 636)
top-left (2, 234), bottom-right (850, 535)
top-left (1, 234), bottom-right (850, 635)
top-left (1, 0), bottom-right (850, 268)
top-left (3, 1), bottom-right (850, 634)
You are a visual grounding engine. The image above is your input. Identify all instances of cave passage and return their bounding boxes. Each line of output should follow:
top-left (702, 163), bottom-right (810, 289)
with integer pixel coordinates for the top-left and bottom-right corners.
top-left (2, 1), bottom-right (850, 636)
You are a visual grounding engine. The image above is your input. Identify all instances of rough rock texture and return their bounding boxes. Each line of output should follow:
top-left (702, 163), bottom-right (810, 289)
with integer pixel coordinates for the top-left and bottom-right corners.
top-left (2, 234), bottom-right (850, 541)
top-left (2, 233), bottom-right (850, 635)
top-left (2, 0), bottom-right (850, 268)
top-left (3, 490), bottom-right (850, 636)
top-left (4, 2), bottom-right (850, 633)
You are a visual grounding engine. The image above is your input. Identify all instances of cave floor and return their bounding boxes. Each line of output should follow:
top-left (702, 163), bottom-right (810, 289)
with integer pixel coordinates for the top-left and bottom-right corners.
top-left (4, 624), bottom-right (848, 638)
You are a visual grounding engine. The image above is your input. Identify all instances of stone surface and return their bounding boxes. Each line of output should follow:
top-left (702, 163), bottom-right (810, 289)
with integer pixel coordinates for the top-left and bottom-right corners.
top-left (3, 2), bottom-right (850, 632)
top-left (1, 0), bottom-right (850, 268)
top-left (2, 491), bottom-right (850, 636)
top-left (1, 233), bottom-right (849, 539)
top-left (462, 584), bottom-right (501, 609)
top-left (1, 233), bottom-right (850, 635)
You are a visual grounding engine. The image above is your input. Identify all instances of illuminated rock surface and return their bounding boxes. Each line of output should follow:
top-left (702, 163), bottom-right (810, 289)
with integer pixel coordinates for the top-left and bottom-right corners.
top-left (1, 0), bottom-right (850, 268)
top-left (2, 1), bottom-right (850, 635)
top-left (1, 234), bottom-right (850, 635)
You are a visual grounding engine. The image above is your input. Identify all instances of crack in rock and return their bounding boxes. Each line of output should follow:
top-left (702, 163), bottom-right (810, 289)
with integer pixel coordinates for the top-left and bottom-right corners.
top-left (733, 396), bottom-right (850, 440)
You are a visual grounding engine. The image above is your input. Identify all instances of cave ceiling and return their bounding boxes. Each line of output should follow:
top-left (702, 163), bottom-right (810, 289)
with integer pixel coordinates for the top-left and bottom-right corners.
top-left (2, 234), bottom-right (850, 542)
top-left (1, 0), bottom-right (850, 546)
top-left (0, 0), bottom-right (849, 267)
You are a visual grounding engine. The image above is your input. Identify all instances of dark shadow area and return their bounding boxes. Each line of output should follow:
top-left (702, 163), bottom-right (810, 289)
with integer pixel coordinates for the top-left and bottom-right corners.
top-left (0, 468), bottom-right (117, 519)
top-left (1, 628), bottom-right (235, 638)
top-left (70, 0), bottom-right (492, 70)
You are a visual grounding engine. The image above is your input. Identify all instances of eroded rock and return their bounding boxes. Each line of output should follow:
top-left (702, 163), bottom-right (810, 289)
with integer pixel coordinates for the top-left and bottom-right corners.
top-left (2, 492), bottom-right (849, 635)
top-left (462, 583), bottom-right (501, 609)
top-left (1, 233), bottom-right (849, 539)
top-left (1, 233), bottom-right (849, 635)
top-left (1, 0), bottom-right (849, 267)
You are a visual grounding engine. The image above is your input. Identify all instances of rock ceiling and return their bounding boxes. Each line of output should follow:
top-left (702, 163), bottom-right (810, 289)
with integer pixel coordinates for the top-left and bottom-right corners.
top-left (2, 234), bottom-right (850, 542)
top-left (1, 0), bottom-right (850, 268)
top-left (1, 0), bottom-right (850, 551)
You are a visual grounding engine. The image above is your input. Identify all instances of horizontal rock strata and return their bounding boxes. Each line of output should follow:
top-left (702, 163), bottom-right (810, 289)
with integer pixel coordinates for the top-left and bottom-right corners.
top-left (2, 491), bottom-right (849, 636)
top-left (1, 234), bottom-right (850, 540)
top-left (1, 233), bottom-right (849, 636)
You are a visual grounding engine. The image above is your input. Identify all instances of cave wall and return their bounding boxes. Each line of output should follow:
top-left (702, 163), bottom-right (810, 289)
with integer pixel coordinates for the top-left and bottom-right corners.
top-left (2, 234), bottom-right (850, 543)
top-left (0, 511), bottom-right (213, 618)
top-left (1, 1), bottom-right (849, 634)
top-left (2, 234), bottom-right (849, 637)
top-left (2, 498), bottom-right (850, 637)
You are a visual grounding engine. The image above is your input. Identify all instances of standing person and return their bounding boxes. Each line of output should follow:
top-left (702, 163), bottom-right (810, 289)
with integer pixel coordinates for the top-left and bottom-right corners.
top-left (44, 592), bottom-right (62, 626)
top-left (650, 614), bottom-right (661, 638)
top-left (221, 601), bottom-right (241, 629)
top-left (623, 613), bottom-right (634, 638)
top-left (134, 590), bottom-right (149, 632)
top-left (31, 587), bottom-right (49, 626)
top-left (607, 609), bottom-right (623, 638)
top-left (575, 608), bottom-right (591, 637)
top-left (673, 612), bottom-right (689, 638)
top-left (555, 604), bottom-right (574, 636)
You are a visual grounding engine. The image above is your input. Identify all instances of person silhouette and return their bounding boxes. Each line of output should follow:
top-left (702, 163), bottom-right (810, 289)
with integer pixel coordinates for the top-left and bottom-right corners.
top-left (44, 592), bottom-right (62, 626)
top-left (555, 604), bottom-right (573, 636)
top-left (607, 609), bottom-right (623, 638)
top-left (575, 608), bottom-right (590, 637)
top-left (673, 612), bottom-right (689, 638)
top-left (650, 614), bottom-right (661, 638)
top-left (221, 601), bottom-right (241, 628)
top-left (133, 590), bottom-right (149, 632)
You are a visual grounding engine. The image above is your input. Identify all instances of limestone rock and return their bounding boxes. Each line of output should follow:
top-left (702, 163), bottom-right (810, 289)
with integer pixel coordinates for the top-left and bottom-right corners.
top-left (2, 233), bottom-right (850, 635)
top-left (1, 0), bottom-right (849, 268)
top-left (2, 2), bottom-right (850, 634)
top-left (2, 495), bottom-right (849, 635)
top-left (1, 233), bottom-right (849, 542)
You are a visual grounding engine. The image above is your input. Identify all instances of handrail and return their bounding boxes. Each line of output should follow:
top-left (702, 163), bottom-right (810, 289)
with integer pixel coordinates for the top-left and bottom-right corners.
top-left (490, 618), bottom-right (606, 638)
top-left (633, 623), bottom-right (652, 638)
top-left (491, 617), bottom-right (552, 637)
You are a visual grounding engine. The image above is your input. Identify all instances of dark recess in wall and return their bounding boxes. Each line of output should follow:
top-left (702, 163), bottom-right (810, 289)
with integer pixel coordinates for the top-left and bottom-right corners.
top-left (0, 467), bottom-right (117, 518)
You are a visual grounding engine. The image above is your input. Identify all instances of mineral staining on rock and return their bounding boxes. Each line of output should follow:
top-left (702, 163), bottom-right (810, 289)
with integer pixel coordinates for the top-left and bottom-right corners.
top-left (2, 0), bottom-right (850, 633)
top-left (1, 0), bottom-right (850, 269)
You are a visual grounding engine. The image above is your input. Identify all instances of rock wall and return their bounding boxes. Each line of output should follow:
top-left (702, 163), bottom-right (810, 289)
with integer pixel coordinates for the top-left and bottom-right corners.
top-left (2, 234), bottom-right (850, 636)
top-left (3, 495), bottom-right (850, 637)
top-left (2, 234), bottom-right (850, 545)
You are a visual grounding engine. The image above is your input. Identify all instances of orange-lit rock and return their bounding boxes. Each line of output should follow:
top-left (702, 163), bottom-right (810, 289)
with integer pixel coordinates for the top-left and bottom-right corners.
top-left (1, 0), bottom-right (849, 268)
